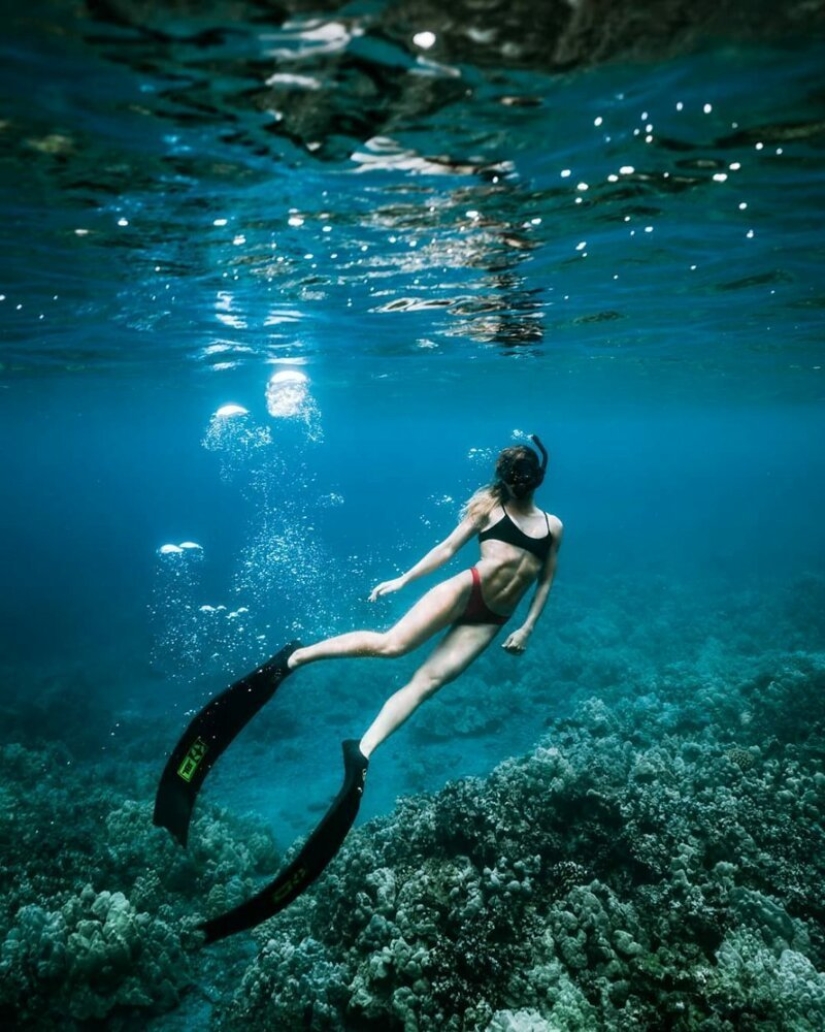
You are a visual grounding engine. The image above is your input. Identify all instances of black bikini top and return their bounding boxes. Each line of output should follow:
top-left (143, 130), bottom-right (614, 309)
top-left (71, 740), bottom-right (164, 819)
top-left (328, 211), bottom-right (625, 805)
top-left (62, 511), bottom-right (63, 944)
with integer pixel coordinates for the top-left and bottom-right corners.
top-left (478, 505), bottom-right (553, 561)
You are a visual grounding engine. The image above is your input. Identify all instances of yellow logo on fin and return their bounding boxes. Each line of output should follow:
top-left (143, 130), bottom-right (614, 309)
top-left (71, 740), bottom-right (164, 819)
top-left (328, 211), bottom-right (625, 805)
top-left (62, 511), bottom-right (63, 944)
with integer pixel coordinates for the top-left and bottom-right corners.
top-left (271, 868), bottom-right (307, 904)
top-left (177, 738), bottom-right (208, 783)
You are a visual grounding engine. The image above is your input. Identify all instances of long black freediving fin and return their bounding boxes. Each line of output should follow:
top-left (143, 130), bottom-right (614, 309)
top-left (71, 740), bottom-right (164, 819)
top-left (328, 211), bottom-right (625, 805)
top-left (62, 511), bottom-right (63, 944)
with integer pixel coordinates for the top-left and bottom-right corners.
top-left (153, 641), bottom-right (301, 848)
top-left (198, 739), bottom-right (369, 945)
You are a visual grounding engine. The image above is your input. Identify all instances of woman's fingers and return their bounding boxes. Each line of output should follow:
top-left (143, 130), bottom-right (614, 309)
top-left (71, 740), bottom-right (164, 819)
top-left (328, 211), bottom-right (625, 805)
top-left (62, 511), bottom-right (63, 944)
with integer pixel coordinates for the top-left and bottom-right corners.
top-left (502, 635), bottom-right (526, 654)
top-left (369, 577), bottom-right (404, 601)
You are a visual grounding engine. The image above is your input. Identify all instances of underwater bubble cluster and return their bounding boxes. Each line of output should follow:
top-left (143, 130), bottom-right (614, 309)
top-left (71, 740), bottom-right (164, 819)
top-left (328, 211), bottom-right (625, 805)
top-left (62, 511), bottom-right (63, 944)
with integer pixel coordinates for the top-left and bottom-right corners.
top-left (202, 405), bottom-right (273, 484)
top-left (152, 392), bottom-right (351, 683)
top-left (149, 541), bottom-right (207, 679)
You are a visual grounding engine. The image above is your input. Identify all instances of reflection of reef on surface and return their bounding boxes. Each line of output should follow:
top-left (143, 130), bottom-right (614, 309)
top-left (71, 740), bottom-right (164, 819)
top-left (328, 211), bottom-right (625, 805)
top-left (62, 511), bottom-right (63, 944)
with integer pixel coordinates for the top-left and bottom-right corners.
top-left (73, 0), bottom-right (825, 163)
top-left (5, 0), bottom-right (824, 369)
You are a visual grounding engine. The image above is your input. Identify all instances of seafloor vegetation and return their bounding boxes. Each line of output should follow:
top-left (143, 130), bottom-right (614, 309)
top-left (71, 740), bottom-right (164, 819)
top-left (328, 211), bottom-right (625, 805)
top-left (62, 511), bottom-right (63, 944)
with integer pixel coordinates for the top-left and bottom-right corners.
top-left (1, 573), bottom-right (824, 1030)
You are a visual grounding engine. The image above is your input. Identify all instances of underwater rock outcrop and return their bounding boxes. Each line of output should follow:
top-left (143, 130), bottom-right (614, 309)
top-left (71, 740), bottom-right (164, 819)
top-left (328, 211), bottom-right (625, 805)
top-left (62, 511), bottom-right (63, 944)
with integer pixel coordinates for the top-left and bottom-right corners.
top-left (0, 741), bottom-right (276, 1027)
top-left (1, 624), bottom-right (824, 1028)
top-left (211, 651), bottom-right (825, 1030)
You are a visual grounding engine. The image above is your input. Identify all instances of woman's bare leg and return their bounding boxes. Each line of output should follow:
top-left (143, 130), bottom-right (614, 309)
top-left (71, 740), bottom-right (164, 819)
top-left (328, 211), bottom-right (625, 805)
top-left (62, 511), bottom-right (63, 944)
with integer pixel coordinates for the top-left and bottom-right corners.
top-left (358, 622), bottom-right (500, 758)
top-left (288, 572), bottom-right (471, 670)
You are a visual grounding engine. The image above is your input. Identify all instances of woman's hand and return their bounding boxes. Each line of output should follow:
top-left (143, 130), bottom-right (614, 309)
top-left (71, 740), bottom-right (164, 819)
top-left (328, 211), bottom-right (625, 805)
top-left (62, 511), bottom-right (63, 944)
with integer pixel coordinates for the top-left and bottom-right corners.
top-left (369, 577), bottom-right (406, 602)
top-left (502, 627), bottom-right (531, 655)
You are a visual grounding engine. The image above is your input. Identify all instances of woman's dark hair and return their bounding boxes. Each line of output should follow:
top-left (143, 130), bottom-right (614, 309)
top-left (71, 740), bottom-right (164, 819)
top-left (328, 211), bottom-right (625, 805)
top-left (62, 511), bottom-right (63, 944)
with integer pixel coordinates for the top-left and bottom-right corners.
top-left (462, 435), bottom-right (548, 521)
top-left (492, 444), bottom-right (545, 500)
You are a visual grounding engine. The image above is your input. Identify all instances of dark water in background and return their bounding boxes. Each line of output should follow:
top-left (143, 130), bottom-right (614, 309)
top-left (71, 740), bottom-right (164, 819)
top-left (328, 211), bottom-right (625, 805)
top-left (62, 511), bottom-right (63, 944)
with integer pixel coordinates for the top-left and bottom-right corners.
top-left (2, 5), bottom-right (825, 1018)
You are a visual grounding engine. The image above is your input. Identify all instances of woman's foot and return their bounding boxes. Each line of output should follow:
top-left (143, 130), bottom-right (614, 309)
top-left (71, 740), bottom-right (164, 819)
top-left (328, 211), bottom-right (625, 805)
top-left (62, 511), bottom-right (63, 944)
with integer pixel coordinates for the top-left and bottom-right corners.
top-left (287, 647), bottom-right (306, 670)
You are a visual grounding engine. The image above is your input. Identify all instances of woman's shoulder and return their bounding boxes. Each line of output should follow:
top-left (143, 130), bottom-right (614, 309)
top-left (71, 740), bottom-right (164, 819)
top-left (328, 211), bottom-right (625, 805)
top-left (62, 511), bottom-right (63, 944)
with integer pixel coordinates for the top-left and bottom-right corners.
top-left (541, 510), bottom-right (564, 537)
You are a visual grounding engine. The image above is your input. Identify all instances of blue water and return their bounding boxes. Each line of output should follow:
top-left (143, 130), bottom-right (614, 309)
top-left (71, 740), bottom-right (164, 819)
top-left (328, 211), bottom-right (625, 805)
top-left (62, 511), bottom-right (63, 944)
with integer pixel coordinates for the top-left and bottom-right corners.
top-left (2, 1), bottom-right (825, 1027)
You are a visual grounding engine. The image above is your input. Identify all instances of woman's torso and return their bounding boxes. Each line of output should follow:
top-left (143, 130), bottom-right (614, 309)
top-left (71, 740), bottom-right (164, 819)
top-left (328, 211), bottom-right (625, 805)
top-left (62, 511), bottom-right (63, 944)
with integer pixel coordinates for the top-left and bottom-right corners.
top-left (475, 504), bottom-right (556, 613)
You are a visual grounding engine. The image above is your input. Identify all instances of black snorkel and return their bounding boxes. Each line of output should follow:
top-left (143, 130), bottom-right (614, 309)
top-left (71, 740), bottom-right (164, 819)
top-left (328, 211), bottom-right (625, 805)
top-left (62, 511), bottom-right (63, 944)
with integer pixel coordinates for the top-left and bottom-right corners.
top-left (530, 434), bottom-right (548, 475)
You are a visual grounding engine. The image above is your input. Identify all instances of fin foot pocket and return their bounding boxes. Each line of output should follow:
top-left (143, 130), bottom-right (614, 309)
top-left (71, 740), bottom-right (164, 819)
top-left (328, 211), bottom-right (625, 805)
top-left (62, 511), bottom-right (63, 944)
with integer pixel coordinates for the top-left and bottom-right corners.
top-left (153, 641), bottom-right (301, 848)
top-left (198, 740), bottom-right (369, 944)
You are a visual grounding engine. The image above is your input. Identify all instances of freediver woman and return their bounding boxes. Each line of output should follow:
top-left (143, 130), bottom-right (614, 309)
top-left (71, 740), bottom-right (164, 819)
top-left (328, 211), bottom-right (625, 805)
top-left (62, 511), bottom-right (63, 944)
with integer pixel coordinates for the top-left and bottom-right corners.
top-left (154, 435), bottom-right (562, 941)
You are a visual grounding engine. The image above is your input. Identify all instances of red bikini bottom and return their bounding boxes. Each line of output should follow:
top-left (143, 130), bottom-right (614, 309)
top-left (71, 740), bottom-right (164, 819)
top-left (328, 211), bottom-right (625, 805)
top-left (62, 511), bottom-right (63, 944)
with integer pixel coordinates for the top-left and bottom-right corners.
top-left (455, 566), bottom-right (509, 626)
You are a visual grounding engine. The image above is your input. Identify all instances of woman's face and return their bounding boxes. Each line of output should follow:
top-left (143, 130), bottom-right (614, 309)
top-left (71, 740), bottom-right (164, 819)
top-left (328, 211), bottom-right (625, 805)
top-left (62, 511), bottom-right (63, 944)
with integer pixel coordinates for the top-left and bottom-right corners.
top-left (500, 452), bottom-right (540, 499)
top-left (505, 479), bottom-right (533, 500)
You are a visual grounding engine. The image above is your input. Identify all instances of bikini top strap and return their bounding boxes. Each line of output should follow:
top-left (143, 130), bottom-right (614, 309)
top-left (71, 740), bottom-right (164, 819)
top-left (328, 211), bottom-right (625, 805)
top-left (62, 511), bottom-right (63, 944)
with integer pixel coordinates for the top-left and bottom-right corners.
top-left (505, 502), bottom-right (549, 535)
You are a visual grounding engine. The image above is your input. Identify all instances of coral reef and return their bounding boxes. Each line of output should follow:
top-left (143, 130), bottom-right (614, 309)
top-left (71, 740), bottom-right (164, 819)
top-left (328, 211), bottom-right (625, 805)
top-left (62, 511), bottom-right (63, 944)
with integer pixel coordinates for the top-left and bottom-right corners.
top-left (212, 646), bottom-right (825, 1031)
top-left (2, 575), bottom-right (824, 1029)
top-left (0, 741), bottom-right (278, 1028)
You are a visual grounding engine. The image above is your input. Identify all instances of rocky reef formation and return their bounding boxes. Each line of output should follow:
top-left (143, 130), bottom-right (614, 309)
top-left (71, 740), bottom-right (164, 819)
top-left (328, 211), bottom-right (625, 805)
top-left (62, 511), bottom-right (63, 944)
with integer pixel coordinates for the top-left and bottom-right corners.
top-left (0, 741), bottom-right (275, 1026)
top-left (212, 650), bottom-right (825, 1030)
top-left (2, 576), bottom-right (824, 1028)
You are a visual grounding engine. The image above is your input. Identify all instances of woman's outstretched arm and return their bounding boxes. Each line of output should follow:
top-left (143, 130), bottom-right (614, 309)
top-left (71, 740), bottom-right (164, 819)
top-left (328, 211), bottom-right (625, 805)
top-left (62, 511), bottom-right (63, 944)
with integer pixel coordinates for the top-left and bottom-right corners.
top-left (369, 516), bottom-right (479, 601)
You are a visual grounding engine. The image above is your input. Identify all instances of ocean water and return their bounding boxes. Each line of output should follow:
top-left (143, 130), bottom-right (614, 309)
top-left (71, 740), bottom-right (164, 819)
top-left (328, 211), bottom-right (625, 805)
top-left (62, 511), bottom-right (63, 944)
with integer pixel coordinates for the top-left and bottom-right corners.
top-left (2, 1), bottom-right (825, 1028)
